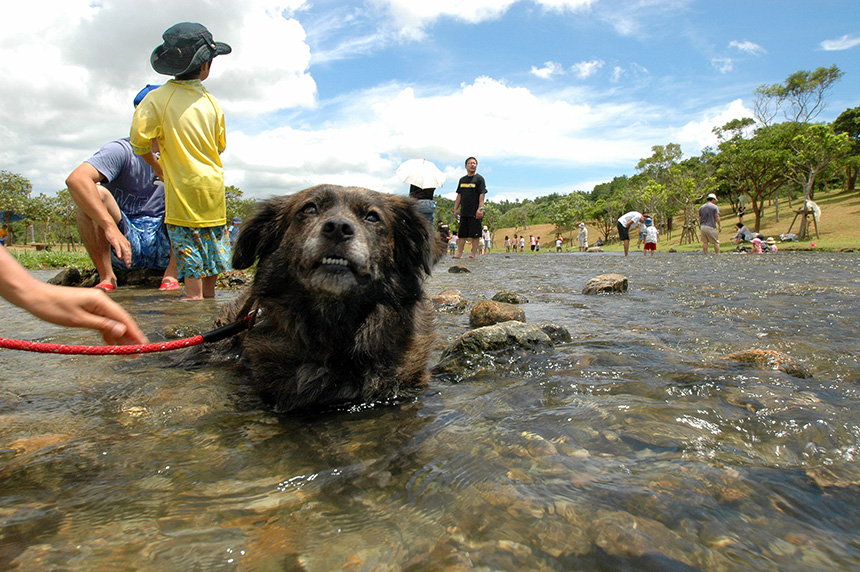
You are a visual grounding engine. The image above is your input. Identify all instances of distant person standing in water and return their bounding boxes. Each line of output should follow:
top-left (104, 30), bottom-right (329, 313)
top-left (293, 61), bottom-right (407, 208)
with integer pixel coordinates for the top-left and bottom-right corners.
top-left (453, 157), bottom-right (486, 259)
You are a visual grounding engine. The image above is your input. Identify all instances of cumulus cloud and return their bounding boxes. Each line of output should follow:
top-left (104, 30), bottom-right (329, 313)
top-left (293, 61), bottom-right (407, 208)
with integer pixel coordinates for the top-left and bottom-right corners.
top-left (530, 61), bottom-right (566, 79)
top-left (729, 40), bottom-right (766, 55)
top-left (820, 33), bottom-right (860, 51)
top-left (571, 59), bottom-right (605, 79)
top-left (673, 98), bottom-right (753, 152)
top-left (223, 77), bottom-right (660, 198)
top-left (0, 0), bottom-right (315, 194)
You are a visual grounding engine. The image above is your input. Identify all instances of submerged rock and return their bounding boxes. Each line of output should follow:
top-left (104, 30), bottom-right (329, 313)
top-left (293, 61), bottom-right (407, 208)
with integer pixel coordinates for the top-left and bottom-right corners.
top-left (492, 290), bottom-right (529, 304)
top-left (49, 266), bottom-right (165, 288)
top-left (470, 300), bottom-right (526, 328)
top-left (431, 289), bottom-right (470, 313)
top-left (48, 266), bottom-right (85, 286)
top-left (448, 265), bottom-right (471, 273)
top-left (434, 320), bottom-right (571, 378)
top-left (582, 273), bottom-right (628, 295)
top-left (722, 349), bottom-right (811, 379)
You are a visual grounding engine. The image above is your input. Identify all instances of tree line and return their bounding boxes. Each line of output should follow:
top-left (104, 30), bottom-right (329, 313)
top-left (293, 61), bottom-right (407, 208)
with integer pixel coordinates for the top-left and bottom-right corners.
top-left (0, 173), bottom-right (256, 248)
top-left (3, 66), bottom-right (858, 247)
top-left (437, 65), bottom-right (859, 243)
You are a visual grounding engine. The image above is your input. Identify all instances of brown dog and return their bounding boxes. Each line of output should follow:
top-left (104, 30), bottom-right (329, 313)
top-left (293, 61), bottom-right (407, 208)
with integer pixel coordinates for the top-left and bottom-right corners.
top-left (215, 184), bottom-right (437, 412)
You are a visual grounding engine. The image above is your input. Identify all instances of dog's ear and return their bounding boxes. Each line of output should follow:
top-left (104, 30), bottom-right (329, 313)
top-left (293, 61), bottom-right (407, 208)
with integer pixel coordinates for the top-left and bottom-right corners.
top-left (232, 196), bottom-right (290, 269)
top-left (390, 196), bottom-right (435, 277)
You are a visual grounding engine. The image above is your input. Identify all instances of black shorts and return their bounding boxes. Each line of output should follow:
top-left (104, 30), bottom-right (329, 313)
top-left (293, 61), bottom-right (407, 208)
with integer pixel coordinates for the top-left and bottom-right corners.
top-left (458, 216), bottom-right (483, 239)
top-left (617, 221), bottom-right (630, 242)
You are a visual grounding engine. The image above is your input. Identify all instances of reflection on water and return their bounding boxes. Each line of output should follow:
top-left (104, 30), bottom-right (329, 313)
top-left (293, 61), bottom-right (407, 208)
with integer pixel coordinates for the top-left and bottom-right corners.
top-left (2, 253), bottom-right (860, 570)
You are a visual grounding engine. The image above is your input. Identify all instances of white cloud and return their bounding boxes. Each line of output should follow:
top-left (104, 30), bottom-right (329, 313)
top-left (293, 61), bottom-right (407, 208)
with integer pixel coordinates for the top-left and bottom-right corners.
top-left (711, 58), bottom-right (734, 74)
top-left (820, 33), bottom-right (860, 51)
top-left (223, 76), bottom-right (661, 198)
top-left (571, 59), bottom-right (605, 79)
top-left (0, 0), bottom-right (315, 195)
top-left (373, 0), bottom-right (592, 37)
top-left (729, 40), bottom-right (766, 55)
top-left (530, 61), bottom-right (566, 79)
top-left (673, 98), bottom-right (753, 152)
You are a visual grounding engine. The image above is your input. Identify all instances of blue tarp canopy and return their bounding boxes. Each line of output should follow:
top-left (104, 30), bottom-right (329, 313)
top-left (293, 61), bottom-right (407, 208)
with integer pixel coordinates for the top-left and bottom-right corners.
top-left (0, 211), bottom-right (25, 222)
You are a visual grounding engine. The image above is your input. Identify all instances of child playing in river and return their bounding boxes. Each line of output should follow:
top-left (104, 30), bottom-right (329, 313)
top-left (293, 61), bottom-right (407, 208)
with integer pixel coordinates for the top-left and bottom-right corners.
top-left (131, 23), bottom-right (232, 301)
top-left (643, 217), bottom-right (658, 256)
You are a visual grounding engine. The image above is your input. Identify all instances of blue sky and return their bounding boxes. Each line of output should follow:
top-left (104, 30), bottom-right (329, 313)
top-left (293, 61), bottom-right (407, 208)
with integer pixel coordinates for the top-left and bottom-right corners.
top-left (1, 0), bottom-right (858, 203)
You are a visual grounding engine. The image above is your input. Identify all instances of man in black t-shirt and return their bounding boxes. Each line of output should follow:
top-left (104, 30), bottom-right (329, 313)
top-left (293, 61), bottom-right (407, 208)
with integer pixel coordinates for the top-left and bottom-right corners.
top-left (453, 156), bottom-right (486, 259)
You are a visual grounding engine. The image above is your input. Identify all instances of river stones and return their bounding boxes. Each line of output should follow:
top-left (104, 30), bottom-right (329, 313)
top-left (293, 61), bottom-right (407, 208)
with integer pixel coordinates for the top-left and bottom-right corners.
top-left (48, 266), bottom-right (85, 286)
top-left (470, 300), bottom-right (526, 328)
top-left (431, 289), bottom-right (470, 313)
top-left (491, 290), bottom-right (529, 304)
top-left (582, 273), bottom-right (628, 295)
top-left (722, 349), bottom-right (811, 379)
top-left (448, 265), bottom-right (471, 273)
top-left (434, 321), bottom-right (571, 377)
top-left (49, 266), bottom-right (167, 288)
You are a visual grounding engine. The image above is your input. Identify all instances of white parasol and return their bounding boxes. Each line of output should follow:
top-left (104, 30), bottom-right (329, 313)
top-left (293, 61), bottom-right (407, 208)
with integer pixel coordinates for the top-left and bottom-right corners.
top-left (396, 159), bottom-right (446, 189)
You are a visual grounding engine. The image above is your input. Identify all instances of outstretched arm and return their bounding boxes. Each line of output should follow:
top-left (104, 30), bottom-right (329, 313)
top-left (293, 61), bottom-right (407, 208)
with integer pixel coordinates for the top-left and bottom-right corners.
top-left (0, 247), bottom-right (147, 345)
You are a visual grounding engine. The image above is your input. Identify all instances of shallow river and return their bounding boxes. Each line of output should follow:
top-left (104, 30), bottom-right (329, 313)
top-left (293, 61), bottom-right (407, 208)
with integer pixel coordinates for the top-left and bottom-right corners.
top-left (2, 251), bottom-right (860, 571)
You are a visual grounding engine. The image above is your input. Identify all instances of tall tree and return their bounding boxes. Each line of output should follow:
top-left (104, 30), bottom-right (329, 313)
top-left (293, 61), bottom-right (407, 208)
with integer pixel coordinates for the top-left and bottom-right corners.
top-left (832, 106), bottom-right (860, 192)
top-left (715, 122), bottom-right (789, 232)
top-left (225, 185), bottom-right (258, 224)
top-left (0, 170), bottom-right (33, 243)
top-left (753, 65), bottom-right (843, 125)
top-left (783, 123), bottom-right (850, 200)
top-left (550, 192), bottom-right (589, 237)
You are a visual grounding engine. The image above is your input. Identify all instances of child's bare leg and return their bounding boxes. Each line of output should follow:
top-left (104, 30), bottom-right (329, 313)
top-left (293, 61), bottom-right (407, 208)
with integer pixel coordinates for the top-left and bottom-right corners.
top-left (182, 277), bottom-right (204, 301)
top-left (202, 275), bottom-right (217, 298)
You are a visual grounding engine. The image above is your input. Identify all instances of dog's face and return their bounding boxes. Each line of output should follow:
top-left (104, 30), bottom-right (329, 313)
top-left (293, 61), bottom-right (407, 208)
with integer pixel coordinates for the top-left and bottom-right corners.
top-left (233, 185), bottom-right (434, 301)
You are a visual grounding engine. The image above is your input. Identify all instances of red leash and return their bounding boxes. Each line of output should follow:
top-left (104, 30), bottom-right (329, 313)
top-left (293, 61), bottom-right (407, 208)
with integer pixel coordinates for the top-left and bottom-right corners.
top-left (0, 313), bottom-right (254, 356)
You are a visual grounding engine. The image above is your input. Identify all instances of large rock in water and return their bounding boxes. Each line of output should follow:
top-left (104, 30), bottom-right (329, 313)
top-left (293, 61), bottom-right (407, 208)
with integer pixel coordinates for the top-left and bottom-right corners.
top-left (582, 273), bottom-right (628, 295)
top-left (434, 321), bottom-right (571, 378)
top-left (470, 300), bottom-right (526, 328)
top-left (722, 349), bottom-right (811, 379)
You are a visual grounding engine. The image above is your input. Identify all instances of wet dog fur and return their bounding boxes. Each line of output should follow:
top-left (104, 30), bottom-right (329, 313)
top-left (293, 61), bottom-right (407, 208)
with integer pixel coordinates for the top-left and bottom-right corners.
top-left (214, 184), bottom-right (437, 413)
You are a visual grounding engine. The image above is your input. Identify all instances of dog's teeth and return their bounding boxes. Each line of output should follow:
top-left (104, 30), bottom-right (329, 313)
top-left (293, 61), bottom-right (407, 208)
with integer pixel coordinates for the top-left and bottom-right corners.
top-left (322, 257), bottom-right (347, 266)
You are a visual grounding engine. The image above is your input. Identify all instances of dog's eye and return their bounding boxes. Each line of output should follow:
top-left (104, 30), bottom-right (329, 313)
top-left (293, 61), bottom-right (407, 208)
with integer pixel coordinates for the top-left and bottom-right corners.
top-left (300, 203), bottom-right (318, 216)
top-left (364, 211), bottom-right (381, 223)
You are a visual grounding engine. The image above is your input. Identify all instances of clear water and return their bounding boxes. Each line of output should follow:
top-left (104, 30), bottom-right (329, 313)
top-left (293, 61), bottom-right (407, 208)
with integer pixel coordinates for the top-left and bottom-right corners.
top-left (2, 252), bottom-right (860, 571)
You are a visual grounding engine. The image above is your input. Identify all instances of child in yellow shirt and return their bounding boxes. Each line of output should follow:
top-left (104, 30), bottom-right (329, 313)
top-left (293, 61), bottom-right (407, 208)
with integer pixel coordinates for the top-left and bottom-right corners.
top-left (130, 22), bottom-right (232, 301)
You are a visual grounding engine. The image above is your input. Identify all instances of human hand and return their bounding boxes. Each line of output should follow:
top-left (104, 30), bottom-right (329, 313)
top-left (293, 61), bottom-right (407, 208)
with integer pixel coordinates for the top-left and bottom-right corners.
top-left (104, 225), bottom-right (133, 268)
top-left (26, 282), bottom-right (148, 345)
top-left (476, 207), bottom-right (484, 219)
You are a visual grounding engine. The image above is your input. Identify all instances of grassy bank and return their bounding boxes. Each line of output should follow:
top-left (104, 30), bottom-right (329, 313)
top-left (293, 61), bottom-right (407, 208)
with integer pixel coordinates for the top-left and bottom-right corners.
top-left (492, 189), bottom-right (860, 253)
top-left (6, 245), bottom-right (93, 270)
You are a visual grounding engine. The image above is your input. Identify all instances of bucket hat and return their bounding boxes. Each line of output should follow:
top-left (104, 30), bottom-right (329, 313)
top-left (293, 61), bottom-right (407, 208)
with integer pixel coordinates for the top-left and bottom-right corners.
top-left (151, 22), bottom-right (231, 76)
top-left (766, 237), bottom-right (776, 245)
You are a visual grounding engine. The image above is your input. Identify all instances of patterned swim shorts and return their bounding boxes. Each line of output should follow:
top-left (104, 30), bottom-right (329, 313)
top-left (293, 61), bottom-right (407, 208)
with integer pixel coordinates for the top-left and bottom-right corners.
top-left (166, 224), bottom-right (232, 279)
top-left (111, 214), bottom-right (172, 270)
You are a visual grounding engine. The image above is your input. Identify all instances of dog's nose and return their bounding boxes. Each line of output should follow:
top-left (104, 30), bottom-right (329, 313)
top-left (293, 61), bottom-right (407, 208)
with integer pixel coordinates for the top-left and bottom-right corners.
top-left (321, 217), bottom-right (355, 241)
